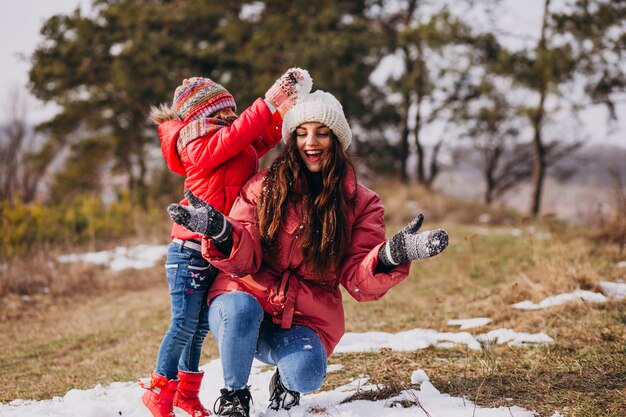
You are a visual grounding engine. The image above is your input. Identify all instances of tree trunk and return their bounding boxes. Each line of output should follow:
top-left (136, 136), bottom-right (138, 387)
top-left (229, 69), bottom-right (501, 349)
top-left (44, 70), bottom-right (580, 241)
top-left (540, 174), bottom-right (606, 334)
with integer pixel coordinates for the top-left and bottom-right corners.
top-left (414, 38), bottom-right (426, 185)
top-left (128, 112), bottom-right (149, 208)
top-left (397, 1), bottom-right (418, 183)
top-left (529, 0), bottom-right (551, 216)
top-left (425, 139), bottom-right (442, 189)
top-left (398, 37), bottom-right (418, 184)
top-left (530, 104), bottom-right (546, 215)
top-left (483, 147), bottom-right (498, 205)
top-left (20, 168), bottom-right (41, 203)
top-left (485, 187), bottom-right (493, 205)
top-left (0, 116), bottom-right (26, 203)
top-left (415, 92), bottom-right (426, 185)
top-left (399, 91), bottom-right (411, 183)
top-left (129, 137), bottom-right (149, 209)
top-left (136, 152), bottom-right (148, 209)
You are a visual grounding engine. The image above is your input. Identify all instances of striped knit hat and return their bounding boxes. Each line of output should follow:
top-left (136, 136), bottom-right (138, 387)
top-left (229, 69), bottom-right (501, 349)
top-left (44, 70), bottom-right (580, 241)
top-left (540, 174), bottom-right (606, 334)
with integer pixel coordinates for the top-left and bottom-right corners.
top-left (172, 77), bottom-right (237, 122)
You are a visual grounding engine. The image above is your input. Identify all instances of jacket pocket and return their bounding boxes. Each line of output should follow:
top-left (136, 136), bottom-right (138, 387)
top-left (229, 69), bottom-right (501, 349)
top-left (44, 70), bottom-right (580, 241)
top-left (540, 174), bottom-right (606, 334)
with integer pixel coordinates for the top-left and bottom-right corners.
top-left (280, 203), bottom-right (302, 235)
top-left (165, 263), bottom-right (179, 291)
top-left (186, 264), bottom-right (217, 290)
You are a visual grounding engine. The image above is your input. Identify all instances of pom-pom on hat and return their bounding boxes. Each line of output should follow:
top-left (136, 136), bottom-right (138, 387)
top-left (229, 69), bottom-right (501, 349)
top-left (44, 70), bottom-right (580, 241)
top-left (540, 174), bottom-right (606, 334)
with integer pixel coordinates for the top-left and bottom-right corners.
top-left (282, 90), bottom-right (352, 150)
top-left (172, 77), bottom-right (237, 122)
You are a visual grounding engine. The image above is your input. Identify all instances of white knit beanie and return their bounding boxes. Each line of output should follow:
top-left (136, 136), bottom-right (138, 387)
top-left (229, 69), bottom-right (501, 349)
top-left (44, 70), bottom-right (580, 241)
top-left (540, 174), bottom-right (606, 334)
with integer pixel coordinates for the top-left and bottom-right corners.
top-left (282, 90), bottom-right (352, 150)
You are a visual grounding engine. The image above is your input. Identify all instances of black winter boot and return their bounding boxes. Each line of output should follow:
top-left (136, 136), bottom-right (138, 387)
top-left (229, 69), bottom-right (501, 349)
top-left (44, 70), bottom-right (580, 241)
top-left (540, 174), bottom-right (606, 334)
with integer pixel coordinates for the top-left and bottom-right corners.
top-left (213, 387), bottom-right (252, 417)
top-left (268, 370), bottom-right (300, 411)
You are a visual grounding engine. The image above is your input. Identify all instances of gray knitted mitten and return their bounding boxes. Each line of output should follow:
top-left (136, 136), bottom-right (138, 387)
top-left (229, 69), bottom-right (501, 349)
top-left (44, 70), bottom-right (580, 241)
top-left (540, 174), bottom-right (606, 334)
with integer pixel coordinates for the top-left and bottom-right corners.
top-left (379, 214), bottom-right (448, 266)
top-left (167, 189), bottom-right (232, 240)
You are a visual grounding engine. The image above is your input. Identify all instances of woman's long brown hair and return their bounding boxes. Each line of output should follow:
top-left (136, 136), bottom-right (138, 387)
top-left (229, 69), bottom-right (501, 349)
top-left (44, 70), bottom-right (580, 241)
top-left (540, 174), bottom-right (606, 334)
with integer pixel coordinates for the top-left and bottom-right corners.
top-left (258, 132), bottom-right (354, 275)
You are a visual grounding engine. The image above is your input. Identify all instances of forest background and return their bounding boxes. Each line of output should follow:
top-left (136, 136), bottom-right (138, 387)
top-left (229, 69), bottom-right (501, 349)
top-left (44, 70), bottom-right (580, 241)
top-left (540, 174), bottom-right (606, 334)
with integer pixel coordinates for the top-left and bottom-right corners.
top-left (1, 1), bottom-right (626, 416)
top-left (2, 0), bottom-right (626, 255)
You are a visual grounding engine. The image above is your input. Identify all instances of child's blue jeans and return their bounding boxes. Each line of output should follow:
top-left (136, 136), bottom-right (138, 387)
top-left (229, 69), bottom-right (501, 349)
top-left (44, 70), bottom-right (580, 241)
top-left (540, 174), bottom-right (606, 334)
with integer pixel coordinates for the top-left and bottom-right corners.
top-left (155, 240), bottom-right (217, 379)
top-left (208, 291), bottom-right (327, 393)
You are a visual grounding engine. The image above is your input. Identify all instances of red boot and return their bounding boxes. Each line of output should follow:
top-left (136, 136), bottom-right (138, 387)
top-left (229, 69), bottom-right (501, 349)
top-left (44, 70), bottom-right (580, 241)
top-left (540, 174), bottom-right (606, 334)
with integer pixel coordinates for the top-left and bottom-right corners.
top-left (140, 372), bottom-right (179, 417)
top-left (173, 370), bottom-right (211, 417)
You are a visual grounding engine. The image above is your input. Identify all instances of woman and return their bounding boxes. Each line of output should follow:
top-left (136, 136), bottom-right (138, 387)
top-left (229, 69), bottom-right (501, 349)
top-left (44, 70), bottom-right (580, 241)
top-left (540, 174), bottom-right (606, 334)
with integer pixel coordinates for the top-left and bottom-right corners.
top-left (168, 90), bottom-right (449, 417)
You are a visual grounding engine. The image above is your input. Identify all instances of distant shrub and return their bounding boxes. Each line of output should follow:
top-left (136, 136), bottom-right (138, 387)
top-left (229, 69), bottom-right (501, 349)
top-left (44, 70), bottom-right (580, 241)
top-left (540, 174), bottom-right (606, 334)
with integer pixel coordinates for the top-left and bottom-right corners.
top-left (0, 193), bottom-right (167, 259)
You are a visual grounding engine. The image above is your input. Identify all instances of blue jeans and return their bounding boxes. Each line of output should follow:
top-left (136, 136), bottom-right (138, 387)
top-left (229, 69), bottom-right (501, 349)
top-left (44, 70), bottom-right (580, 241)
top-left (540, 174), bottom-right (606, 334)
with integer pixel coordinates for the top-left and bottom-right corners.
top-left (155, 241), bottom-right (217, 379)
top-left (208, 291), bottom-right (327, 393)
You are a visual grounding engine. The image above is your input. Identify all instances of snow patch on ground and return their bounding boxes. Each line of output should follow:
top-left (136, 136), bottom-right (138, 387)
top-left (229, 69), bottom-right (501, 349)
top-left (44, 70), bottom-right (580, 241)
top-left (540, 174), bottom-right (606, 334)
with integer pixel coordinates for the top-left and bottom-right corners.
top-left (447, 317), bottom-right (492, 329)
top-left (335, 328), bottom-right (482, 352)
top-left (410, 369), bottom-right (429, 384)
top-left (57, 244), bottom-right (168, 272)
top-left (598, 281), bottom-right (626, 300)
top-left (511, 290), bottom-right (608, 310)
top-left (326, 364), bottom-right (344, 373)
top-left (476, 329), bottom-right (554, 347)
top-left (336, 327), bottom-right (553, 353)
top-left (1, 358), bottom-right (536, 417)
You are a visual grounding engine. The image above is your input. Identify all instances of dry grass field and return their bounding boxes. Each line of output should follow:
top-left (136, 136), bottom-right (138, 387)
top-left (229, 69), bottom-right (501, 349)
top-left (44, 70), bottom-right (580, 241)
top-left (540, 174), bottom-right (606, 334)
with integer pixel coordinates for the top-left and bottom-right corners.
top-left (1, 181), bottom-right (625, 416)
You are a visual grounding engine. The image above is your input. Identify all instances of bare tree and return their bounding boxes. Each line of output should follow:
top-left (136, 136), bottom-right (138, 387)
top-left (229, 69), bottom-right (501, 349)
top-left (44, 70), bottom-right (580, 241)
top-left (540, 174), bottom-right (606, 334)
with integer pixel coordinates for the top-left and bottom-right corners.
top-left (459, 86), bottom-right (531, 204)
top-left (459, 80), bottom-right (581, 204)
top-left (1, 89), bottom-right (29, 202)
top-left (374, 1), bottom-right (488, 185)
top-left (0, 89), bottom-right (51, 203)
top-left (500, 0), bottom-right (626, 215)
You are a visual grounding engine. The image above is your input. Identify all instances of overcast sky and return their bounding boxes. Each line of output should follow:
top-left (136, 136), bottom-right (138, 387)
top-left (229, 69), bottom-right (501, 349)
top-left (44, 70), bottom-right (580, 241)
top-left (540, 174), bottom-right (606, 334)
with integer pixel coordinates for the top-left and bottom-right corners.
top-left (1, 0), bottom-right (624, 147)
top-left (1, 0), bottom-right (91, 121)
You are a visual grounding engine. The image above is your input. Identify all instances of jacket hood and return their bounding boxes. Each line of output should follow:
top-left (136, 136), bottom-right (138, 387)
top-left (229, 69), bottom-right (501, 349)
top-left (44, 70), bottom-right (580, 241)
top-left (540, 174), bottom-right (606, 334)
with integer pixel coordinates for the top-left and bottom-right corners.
top-left (150, 103), bottom-right (181, 124)
top-left (158, 120), bottom-right (187, 176)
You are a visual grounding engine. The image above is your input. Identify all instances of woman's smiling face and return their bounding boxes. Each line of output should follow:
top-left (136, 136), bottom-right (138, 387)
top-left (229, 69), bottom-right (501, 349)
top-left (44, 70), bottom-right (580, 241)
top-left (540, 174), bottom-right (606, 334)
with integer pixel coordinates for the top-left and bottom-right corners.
top-left (295, 122), bottom-right (332, 173)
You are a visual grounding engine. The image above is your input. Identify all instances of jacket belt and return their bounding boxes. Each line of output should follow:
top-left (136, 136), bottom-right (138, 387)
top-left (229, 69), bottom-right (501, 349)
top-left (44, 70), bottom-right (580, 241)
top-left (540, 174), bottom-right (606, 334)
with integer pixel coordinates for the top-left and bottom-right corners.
top-left (279, 271), bottom-right (300, 329)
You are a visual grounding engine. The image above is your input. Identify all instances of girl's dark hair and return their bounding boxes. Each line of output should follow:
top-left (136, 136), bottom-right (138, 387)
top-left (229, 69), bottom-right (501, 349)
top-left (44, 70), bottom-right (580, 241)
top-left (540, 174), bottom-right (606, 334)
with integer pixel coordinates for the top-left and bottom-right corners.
top-left (258, 132), bottom-right (355, 275)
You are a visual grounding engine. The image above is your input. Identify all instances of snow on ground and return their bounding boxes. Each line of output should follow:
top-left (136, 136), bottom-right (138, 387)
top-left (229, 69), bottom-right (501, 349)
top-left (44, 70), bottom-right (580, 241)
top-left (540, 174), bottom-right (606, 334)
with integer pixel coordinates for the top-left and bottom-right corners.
top-left (447, 317), bottom-right (492, 329)
top-left (507, 227), bottom-right (551, 240)
top-left (335, 328), bottom-right (482, 352)
top-left (598, 281), bottom-right (626, 300)
top-left (57, 244), bottom-right (168, 272)
top-left (511, 290), bottom-right (608, 310)
top-left (476, 329), bottom-right (554, 347)
top-left (28, 245), bottom-right (624, 416)
top-left (617, 261), bottom-right (626, 268)
top-left (1, 343), bottom-right (536, 417)
top-left (335, 327), bottom-right (553, 352)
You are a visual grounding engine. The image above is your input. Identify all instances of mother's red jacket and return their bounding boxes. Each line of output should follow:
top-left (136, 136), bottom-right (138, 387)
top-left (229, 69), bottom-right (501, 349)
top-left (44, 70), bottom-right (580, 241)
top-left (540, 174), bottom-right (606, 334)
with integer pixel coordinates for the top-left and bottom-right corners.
top-left (202, 169), bottom-right (411, 356)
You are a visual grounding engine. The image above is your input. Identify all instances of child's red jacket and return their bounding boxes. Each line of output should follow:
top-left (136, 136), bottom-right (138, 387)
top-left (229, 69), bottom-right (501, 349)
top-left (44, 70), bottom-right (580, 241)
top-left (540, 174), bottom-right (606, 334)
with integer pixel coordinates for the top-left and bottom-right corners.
top-left (159, 98), bottom-right (282, 241)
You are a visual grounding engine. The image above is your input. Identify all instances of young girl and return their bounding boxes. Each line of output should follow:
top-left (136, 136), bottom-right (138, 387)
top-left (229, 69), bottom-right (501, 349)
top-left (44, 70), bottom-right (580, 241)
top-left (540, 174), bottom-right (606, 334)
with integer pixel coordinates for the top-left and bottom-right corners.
top-left (168, 90), bottom-right (449, 417)
top-left (141, 69), bottom-right (312, 417)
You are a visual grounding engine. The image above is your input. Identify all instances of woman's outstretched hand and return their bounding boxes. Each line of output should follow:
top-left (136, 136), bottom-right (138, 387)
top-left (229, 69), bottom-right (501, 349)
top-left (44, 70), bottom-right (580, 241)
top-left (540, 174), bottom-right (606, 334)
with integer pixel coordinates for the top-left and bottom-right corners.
top-left (167, 189), bottom-right (232, 240)
top-left (265, 67), bottom-right (312, 116)
top-left (379, 214), bottom-right (449, 266)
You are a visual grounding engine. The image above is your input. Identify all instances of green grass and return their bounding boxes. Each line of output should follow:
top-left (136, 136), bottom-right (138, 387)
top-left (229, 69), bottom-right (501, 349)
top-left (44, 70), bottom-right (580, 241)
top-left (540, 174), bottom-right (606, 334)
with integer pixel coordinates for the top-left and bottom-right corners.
top-left (1, 183), bottom-right (625, 416)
